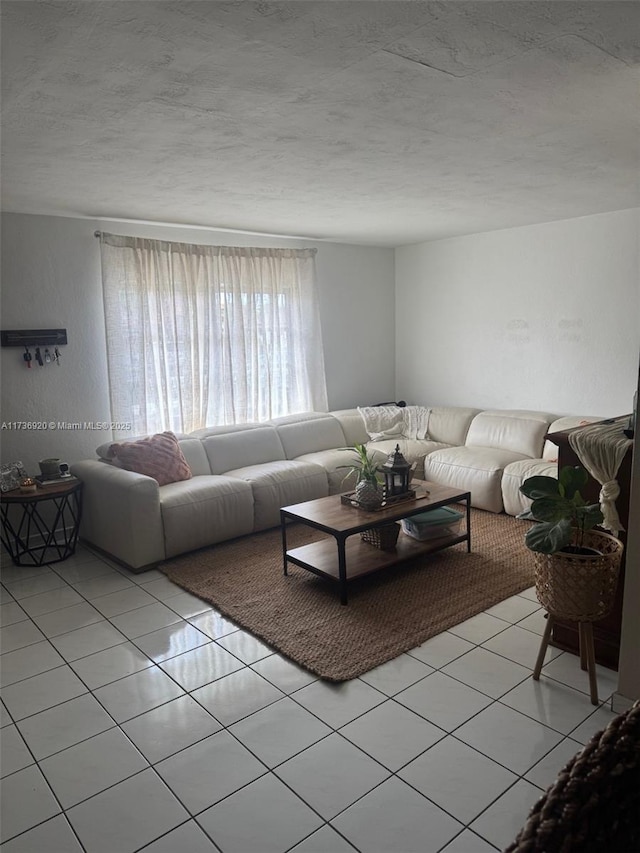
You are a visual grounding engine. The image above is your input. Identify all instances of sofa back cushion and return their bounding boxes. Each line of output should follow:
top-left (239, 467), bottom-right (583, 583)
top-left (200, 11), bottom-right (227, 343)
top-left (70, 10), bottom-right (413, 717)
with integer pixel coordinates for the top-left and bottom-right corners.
top-left (427, 406), bottom-right (481, 446)
top-left (466, 410), bottom-right (554, 458)
top-left (329, 409), bottom-right (370, 446)
top-left (271, 415), bottom-right (348, 459)
top-left (189, 423), bottom-right (263, 439)
top-left (542, 416), bottom-right (603, 461)
top-left (331, 405), bottom-right (480, 447)
top-left (202, 426), bottom-right (285, 474)
top-left (174, 439), bottom-right (212, 476)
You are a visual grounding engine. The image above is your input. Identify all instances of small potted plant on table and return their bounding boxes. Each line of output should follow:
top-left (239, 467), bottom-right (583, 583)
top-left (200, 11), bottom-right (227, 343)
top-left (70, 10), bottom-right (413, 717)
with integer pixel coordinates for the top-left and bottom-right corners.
top-left (338, 443), bottom-right (384, 510)
top-left (339, 444), bottom-right (400, 550)
top-left (518, 465), bottom-right (624, 704)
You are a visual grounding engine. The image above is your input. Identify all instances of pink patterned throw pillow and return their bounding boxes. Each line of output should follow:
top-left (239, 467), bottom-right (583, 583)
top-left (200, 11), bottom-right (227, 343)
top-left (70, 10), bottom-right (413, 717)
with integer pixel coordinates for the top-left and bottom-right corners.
top-left (109, 431), bottom-right (192, 486)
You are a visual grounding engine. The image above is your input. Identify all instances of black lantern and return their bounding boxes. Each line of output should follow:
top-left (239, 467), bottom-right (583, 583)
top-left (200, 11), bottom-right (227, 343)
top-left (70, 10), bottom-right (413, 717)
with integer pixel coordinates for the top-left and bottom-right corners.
top-left (381, 444), bottom-right (411, 498)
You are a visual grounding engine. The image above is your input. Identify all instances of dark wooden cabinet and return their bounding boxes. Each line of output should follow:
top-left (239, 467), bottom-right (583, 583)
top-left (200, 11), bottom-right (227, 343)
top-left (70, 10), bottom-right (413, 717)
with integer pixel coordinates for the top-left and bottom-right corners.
top-left (546, 419), bottom-right (633, 670)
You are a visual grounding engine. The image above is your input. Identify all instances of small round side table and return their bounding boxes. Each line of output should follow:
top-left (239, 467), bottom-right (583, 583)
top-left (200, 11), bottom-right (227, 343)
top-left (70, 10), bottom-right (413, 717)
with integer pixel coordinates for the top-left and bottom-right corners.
top-left (0, 479), bottom-right (84, 566)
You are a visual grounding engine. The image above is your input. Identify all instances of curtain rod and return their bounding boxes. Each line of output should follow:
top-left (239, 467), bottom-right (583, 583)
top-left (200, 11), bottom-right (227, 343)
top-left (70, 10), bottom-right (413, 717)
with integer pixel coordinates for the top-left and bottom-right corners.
top-left (93, 230), bottom-right (317, 255)
top-left (93, 225), bottom-right (322, 241)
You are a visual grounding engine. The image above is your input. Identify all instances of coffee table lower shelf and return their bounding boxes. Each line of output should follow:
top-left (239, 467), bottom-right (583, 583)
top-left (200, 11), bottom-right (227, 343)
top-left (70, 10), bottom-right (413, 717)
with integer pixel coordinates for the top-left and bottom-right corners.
top-left (286, 532), bottom-right (469, 582)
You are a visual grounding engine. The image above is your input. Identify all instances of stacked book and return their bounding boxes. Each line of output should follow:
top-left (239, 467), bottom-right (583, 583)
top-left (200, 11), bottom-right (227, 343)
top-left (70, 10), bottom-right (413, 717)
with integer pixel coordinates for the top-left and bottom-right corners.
top-left (35, 473), bottom-right (78, 486)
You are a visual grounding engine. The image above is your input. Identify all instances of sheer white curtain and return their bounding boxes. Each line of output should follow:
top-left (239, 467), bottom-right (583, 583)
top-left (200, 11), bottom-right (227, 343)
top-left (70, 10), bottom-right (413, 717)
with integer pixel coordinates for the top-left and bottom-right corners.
top-left (99, 233), bottom-right (328, 436)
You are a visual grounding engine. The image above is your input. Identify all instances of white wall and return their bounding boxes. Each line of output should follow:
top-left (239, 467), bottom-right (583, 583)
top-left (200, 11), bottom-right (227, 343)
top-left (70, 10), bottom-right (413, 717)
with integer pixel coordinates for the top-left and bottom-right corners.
top-left (395, 209), bottom-right (640, 417)
top-left (1, 216), bottom-right (109, 475)
top-left (0, 213), bottom-right (395, 472)
top-left (395, 207), bottom-right (640, 703)
top-left (4, 207), bottom-right (638, 477)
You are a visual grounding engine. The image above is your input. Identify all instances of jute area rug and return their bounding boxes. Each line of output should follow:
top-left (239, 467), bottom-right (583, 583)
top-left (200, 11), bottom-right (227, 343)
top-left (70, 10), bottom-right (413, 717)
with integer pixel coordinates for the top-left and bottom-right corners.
top-left (160, 509), bottom-right (534, 682)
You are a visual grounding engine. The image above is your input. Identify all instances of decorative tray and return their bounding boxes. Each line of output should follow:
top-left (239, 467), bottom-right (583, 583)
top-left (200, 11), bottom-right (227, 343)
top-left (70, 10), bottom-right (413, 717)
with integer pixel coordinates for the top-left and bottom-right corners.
top-left (341, 488), bottom-right (423, 511)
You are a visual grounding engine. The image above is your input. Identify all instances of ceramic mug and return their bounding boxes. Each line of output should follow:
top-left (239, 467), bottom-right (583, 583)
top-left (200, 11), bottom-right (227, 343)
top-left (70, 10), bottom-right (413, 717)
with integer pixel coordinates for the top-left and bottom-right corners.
top-left (39, 458), bottom-right (70, 477)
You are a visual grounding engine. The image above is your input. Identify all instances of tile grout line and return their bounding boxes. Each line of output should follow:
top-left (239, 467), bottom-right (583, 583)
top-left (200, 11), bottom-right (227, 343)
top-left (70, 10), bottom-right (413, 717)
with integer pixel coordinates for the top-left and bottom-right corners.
top-left (1, 563), bottom-right (618, 853)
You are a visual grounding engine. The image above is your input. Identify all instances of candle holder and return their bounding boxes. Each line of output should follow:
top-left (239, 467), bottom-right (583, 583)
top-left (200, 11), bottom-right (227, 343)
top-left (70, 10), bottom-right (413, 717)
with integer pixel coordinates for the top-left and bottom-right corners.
top-left (380, 444), bottom-right (412, 499)
top-left (19, 478), bottom-right (38, 494)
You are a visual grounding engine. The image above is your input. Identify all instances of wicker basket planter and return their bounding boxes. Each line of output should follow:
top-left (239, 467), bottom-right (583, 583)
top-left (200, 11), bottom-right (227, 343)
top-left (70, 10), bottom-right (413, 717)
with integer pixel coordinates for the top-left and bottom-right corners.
top-left (533, 529), bottom-right (623, 621)
top-left (361, 522), bottom-right (400, 551)
top-left (531, 528), bottom-right (624, 705)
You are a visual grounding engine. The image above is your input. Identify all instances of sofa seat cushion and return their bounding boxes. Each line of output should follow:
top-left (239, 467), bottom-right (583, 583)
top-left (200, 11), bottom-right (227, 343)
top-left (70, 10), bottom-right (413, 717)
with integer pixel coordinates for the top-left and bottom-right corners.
top-left (160, 475), bottom-right (254, 558)
top-left (225, 460), bottom-right (329, 530)
top-left (501, 459), bottom-right (558, 518)
top-left (424, 446), bottom-right (530, 513)
top-left (364, 439), bottom-right (450, 481)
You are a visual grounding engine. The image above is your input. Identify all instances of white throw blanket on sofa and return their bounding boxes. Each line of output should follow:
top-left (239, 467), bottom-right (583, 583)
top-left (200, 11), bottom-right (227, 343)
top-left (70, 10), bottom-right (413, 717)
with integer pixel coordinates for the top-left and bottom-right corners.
top-left (358, 406), bottom-right (431, 441)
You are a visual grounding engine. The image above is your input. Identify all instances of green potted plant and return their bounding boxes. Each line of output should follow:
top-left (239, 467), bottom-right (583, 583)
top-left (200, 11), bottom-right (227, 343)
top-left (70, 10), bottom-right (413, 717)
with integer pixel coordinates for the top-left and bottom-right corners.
top-left (518, 464), bottom-right (624, 705)
top-left (518, 465), bottom-right (604, 555)
top-left (338, 443), bottom-right (383, 509)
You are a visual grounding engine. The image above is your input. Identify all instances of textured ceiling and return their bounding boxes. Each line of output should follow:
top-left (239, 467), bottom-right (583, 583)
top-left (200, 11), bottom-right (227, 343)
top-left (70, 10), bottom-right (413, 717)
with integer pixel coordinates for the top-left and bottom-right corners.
top-left (2, 1), bottom-right (639, 246)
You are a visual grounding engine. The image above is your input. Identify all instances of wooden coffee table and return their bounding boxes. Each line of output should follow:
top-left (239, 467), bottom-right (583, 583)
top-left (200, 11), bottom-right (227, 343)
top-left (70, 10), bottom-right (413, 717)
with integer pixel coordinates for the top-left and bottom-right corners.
top-left (280, 480), bottom-right (471, 604)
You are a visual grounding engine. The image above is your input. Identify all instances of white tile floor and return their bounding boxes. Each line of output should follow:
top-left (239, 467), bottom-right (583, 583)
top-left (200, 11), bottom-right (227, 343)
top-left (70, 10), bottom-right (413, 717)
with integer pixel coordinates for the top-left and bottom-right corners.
top-left (0, 543), bottom-right (620, 853)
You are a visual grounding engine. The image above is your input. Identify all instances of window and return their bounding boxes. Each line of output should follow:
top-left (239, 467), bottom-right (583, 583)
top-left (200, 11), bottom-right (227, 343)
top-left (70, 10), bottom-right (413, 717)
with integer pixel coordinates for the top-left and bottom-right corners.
top-left (99, 234), bottom-right (328, 436)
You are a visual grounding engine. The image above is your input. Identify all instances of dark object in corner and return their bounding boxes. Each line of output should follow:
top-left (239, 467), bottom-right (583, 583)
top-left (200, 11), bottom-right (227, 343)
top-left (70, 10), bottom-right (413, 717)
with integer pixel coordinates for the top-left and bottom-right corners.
top-left (373, 400), bottom-right (406, 407)
top-left (505, 700), bottom-right (640, 853)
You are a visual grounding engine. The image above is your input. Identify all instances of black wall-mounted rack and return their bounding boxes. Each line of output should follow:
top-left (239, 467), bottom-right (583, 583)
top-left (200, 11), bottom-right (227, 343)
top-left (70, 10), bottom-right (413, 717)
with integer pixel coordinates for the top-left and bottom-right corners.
top-left (1, 329), bottom-right (68, 347)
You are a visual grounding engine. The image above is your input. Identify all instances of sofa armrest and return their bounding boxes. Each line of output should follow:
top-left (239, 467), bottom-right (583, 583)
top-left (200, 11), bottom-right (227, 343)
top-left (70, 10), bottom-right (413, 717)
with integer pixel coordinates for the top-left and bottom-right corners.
top-left (70, 460), bottom-right (165, 571)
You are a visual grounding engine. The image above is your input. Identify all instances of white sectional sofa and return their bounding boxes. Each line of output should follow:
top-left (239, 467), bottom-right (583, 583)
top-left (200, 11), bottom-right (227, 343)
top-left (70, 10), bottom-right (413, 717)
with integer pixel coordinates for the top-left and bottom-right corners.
top-left (423, 409), bottom-right (556, 513)
top-left (500, 415), bottom-right (602, 516)
top-left (71, 405), bottom-right (601, 572)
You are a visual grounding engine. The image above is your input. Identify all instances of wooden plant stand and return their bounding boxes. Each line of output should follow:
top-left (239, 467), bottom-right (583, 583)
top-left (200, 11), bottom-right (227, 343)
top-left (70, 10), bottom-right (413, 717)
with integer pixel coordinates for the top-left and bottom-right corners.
top-left (531, 530), bottom-right (623, 704)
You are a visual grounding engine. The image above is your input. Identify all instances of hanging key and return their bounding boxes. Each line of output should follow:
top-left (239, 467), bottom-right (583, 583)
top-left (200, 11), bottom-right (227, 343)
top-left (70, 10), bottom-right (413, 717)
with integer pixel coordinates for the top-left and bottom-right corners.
top-left (44, 347), bottom-right (51, 364)
top-left (54, 346), bottom-right (61, 365)
top-left (23, 346), bottom-right (32, 368)
top-left (35, 346), bottom-right (43, 366)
